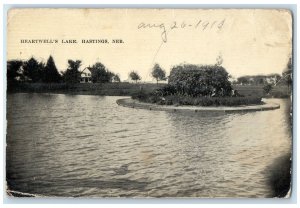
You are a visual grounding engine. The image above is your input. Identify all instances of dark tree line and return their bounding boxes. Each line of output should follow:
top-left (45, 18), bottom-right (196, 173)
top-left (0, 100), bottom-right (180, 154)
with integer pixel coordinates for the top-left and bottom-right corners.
top-left (7, 56), bottom-right (62, 84)
top-left (234, 56), bottom-right (292, 86)
top-left (7, 56), bottom-right (121, 85)
top-left (235, 74), bottom-right (282, 85)
top-left (7, 57), bottom-right (169, 86)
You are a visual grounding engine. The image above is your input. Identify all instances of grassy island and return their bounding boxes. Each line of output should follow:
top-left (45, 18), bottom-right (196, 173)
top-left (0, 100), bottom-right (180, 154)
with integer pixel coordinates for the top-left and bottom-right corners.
top-left (132, 64), bottom-right (263, 107)
top-left (132, 92), bottom-right (262, 107)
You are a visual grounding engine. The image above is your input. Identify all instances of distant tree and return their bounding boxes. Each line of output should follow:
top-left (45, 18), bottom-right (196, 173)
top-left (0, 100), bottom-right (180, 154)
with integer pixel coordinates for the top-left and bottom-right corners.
top-left (263, 83), bottom-right (273, 95)
top-left (7, 60), bottom-right (23, 82)
top-left (287, 56), bottom-right (292, 71)
top-left (151, 63), bottom-right (166, 85)
top-left (274, 74), bottom-right (282, 83)
top-left (23, 57), bottom-right (43, 82)
top-left (129, 71), bottom-right (141, 83)
top-left (282, 56), bottom-right (292, 94)
top-left (108, 72), bottom-right (116, 82)
top-left (88, 62), bottom-right (114, 83)
top-left (215, 54), bottom-right (223, 66)
top-left (43, 56), bottom-right (61, 83)
top-left (113, 74), bottom-right (121, 82)
top-left (237, 76), bottom-right (249, 85)
top-left (62, 60), bottom-right (82, 84)
top-left (253, 76), bottom-right (265, 85)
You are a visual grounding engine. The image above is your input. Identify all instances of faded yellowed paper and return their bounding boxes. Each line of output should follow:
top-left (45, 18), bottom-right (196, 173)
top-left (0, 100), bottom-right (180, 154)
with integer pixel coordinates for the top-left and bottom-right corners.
top-left (7, 9), bottom-right (292, 81)
top-left (6, 8), bottom-right (292, 198)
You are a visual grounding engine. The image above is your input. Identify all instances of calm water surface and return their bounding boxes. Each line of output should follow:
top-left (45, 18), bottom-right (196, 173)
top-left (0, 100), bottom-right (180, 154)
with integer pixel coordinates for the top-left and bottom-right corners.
top-left (6, 93), bottom-right (292, 197)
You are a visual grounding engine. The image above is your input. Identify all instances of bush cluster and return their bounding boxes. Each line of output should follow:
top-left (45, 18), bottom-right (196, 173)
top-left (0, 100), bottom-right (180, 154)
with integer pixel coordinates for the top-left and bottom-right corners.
top-left (132, 91), bottom-right (262, 107)
top-left (132, 63), bottom-right (263, 107)
top-left (168, 64), bottom-right (232, 97)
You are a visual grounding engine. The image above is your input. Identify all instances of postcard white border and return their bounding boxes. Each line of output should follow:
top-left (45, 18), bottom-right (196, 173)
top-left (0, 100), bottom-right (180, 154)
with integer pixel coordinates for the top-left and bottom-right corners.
top-left (1, 1), bottom-right (299, 208)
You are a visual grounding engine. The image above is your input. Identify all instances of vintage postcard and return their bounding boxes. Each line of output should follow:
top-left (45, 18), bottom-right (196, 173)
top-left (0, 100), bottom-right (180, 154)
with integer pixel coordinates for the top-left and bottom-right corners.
top-left (6, 8), bottom-right (292, 198)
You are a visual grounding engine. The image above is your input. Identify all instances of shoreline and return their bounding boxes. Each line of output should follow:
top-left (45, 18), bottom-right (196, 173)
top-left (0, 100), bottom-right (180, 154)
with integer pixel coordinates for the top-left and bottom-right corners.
top-left (116, 98), bottom-right (280, 113)
top-left (7, 83), bottom-right (290, 98)
top-left (7, 82), bottom-right (163, 97)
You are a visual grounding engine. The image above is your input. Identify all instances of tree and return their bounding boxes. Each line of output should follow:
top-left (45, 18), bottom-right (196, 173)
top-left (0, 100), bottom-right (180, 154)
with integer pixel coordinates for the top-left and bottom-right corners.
top-left (22, 57), bottom-right (43, 82)
top-left (215, 54), bottom-right (223, 66)
top-left (129, 71), bottom-right (141, 83)
top-left (43, 56), bottom-right (61, 83)
top-left (113, 74), bottom-right (121, 82)
top-left (283, 56), bottom-right (292, 85)
top-left (253, 76), bottom-right (265, 85)
top-left (273, 74), bottom-right (282, 83)
top-left (89, 62), bottom-right (106, 83)
top-left (263, 83), bottom-right (273, 95)
top-left (7, 60), bottom-right (23, 82)
top-left (151, 63), bottom-right (166, 84)
top-left (107, 71), bottom-right (116, 82)
top-left (237, 76), bottom-right (249, 85)
top-left (281, 56), bottom-right (292, 95)
top-left (287, 56), bottom-right (292, 71)
top-left (88, 62), bottom-right (114, 83)
top-left (62, 60), bottom-right (82, 84)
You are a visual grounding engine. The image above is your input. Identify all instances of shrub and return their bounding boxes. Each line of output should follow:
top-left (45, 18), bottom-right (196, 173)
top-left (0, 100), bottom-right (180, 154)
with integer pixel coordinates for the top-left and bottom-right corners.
top-left (132, 92), bottom-right (262, 107)
top-left (263, 84), bottom-right (273, 94)
top-left (154, 85), bottom-right (177, 96)
top-left (168, 64), bottom-right (232, 97)
top-left (131, 91), bottom-right (148, 101)
top-left (269, 91), bottom-right (290, 98)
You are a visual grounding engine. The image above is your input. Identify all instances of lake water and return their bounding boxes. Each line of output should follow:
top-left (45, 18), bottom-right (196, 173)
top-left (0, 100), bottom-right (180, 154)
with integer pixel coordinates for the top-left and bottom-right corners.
top-left (6, 93), bottom-right (292, 197)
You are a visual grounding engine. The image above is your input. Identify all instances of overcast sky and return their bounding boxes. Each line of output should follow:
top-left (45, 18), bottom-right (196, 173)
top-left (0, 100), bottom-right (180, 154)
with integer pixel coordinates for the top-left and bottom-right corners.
top-left (7, 9), bottom-right (292, 81)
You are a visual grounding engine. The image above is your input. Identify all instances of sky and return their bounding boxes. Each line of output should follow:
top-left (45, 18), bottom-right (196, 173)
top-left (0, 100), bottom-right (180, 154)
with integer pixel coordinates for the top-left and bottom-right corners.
top-left (7, 9), bottom-right (292, 81)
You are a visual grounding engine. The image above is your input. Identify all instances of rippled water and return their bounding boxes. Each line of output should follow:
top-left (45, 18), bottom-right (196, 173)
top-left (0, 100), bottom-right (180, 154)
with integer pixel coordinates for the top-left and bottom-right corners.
top-left (6, 93), bottom-right (292, 197)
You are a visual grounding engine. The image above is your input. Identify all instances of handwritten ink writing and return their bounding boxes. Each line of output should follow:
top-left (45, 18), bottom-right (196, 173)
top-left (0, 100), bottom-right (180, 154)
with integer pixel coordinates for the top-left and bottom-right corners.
top-left (137, 18), bottom-right (226, 43)
top-left (138, 22), bottom-right (167, 42)
top-left (170, 21), bottom-right (178, 29)
top-left (217, 19), bottom-right (226, 29)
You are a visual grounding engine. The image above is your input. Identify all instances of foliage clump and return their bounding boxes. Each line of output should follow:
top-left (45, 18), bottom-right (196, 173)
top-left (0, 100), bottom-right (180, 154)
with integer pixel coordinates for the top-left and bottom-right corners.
top-left (168, 64), bottom-right (232, 97)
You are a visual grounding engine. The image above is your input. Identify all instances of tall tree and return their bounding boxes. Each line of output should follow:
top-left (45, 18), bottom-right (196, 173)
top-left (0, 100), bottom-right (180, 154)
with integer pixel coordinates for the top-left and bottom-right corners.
top-left (151, 63), bottom-right (166, 85)
top-left (62, 60), bottom-right (82, 84)
top-left (23, 57), bottom-right (42, 82)
top-left (43, 56), bottom-right (61, 83)
top-left (88, 62), bottom-right (114, 83)
top-left (7, 60), bottom-right (23, 82)
top-left (129, 71), bottom-right (141, 83)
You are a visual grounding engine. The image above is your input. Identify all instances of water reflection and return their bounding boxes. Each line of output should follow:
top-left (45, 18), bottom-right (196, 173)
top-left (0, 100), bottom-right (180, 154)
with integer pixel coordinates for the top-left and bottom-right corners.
top-left (6, 94), bottom-right (291, 197)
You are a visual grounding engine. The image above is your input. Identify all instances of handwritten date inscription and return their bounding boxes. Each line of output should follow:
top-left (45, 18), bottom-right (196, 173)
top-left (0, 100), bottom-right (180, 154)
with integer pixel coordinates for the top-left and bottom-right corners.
top-left (138, 19), bottom-right (226, 43)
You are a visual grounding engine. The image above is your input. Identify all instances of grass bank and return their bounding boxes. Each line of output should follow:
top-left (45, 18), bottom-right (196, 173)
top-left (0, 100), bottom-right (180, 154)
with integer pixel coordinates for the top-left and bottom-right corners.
top-left (233, 85), bottom-right (290, 98)
top-left (7, 82), bottom-right (164, 96)
top-left (7, 82), bottom-right (290, 98)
